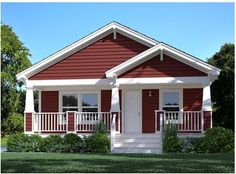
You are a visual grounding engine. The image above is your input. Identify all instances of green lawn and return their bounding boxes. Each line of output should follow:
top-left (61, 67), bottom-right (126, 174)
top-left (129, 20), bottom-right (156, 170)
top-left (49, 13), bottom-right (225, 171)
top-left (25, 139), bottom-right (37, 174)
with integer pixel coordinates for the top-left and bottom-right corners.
top-left (1, 152), bottom-right (234, 173)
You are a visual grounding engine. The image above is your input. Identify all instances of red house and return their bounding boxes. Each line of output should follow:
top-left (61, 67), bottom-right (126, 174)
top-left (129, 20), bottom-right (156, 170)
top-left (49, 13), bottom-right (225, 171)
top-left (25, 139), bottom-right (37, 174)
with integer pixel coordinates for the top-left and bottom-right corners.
top-left (17, 22), bottom-right (220, 153)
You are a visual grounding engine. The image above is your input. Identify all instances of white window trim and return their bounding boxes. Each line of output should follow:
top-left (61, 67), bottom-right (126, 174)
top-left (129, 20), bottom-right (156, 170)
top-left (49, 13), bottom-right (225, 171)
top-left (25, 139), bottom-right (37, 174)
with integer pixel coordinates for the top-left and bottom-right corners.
top-left (59, 91), bottom-right (101, 113)
top-left (159, 89), bottom-right (183, 112)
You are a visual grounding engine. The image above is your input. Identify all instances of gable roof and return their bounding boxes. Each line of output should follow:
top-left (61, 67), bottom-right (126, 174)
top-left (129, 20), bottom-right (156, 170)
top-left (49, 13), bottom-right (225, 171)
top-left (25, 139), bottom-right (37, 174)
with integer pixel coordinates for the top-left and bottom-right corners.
top-left (17, 21), bottom-right (220, 83)
top-left (16, 22), bottom-right (158, 81)
top-left (105, 42), bottom-right (220, 81)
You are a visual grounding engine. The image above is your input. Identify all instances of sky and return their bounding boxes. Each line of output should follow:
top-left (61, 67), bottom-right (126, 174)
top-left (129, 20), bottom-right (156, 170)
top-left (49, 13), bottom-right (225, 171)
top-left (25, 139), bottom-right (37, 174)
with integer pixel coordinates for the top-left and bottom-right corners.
top-left (1, 3), bottom-right (235, 64)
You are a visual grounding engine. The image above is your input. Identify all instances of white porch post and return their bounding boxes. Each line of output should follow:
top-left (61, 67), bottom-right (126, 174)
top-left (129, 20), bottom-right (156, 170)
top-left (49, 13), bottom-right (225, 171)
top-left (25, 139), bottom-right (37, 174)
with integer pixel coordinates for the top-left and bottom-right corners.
top-left (110, 83), bottom-right (120, 113)
top-left (25, 85), bottom-right (35, 113)
top-left (202, 83), bottom-right (212, 112)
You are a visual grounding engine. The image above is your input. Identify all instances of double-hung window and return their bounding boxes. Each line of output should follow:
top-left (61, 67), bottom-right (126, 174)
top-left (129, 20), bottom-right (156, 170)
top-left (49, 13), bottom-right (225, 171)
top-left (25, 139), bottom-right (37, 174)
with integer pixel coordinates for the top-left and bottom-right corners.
top-left (162, 92), bottom-right (180, 111)
top-left (81, 94), bottom-right (98, 112)
top-left (62, 94), bottom-right (79, 112)
top-left (162, 91), bottom-right (180, 122)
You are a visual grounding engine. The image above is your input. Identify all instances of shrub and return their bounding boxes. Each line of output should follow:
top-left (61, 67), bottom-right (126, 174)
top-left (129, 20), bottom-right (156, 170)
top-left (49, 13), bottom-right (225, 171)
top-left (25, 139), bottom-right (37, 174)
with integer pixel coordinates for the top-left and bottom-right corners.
top-left (194, 127), bottom-right (234, 153)
top-left (2, 113), bottom-right (24, 136)
top-left (87, 133), bottom-right (110, 153)
top-left (163, 124), bottom-right (183, 153)
top-left (181, 137), bottom-right (196, 153)
top-left (44, 135), bottom-right (64, 152)
top-left (28, 135), bottom-right (44, 152)
top-left (7, 133), bottom-right (30, 152)
top-left (63, 133), bottom-right (83, 152)
top-left (94, 122), bottom-right (108, 134)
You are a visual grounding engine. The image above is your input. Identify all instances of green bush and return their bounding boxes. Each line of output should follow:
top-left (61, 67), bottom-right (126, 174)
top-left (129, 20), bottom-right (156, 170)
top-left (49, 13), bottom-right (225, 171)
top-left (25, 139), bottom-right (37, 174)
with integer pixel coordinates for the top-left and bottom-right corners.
top-left (28, 135), bottom-right (44, 152)
top-left (181, 137), bottom-right (196, 153)
top-left (2, 113), bottom-right (24, 136)
top-left (44, 135), bottom-right (64, 152)
top-left (7, 133), bottom-right (30, 152)
top-left (94, 122), bottom-right (108, 134)
top-left (194, 127), bottom-right (234, 153)
top-left (63, 133), bottom-right (83, 152)
top-left (87, 133), bottom-right (110, 153)
top-left (163, 124), bottom-right (183, 153)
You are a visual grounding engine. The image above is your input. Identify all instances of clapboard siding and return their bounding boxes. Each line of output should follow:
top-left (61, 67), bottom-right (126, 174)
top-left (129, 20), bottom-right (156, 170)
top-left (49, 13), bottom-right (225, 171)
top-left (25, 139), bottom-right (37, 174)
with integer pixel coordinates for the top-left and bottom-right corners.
top-left (204, 111), bottom-right (211, 130)
top-left (30, 33), bottom-right (148, 80)
top-left (41, 91), bottom-right (59, 112)
top-left (142, 89), bottom-right (159, 133)
top-left (183, 89), bottom-right (203, 111)
top-left (119, 55), bottom-right (207, 78)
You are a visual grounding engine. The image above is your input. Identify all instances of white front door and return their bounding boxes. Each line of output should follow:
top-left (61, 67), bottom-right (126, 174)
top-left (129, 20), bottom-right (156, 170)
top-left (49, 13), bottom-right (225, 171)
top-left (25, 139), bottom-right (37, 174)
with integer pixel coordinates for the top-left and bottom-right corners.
top-left (124, 90), bottom-right (141, 133)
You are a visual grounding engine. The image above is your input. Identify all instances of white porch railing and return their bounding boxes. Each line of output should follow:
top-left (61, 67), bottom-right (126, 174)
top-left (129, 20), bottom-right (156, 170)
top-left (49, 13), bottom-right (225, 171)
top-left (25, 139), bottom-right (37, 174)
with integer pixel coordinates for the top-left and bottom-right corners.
top-left (76, 112), bottom-right (111, 132)
top-left (33, 112), bottom-right (66, 132)
top-left (32, 112), bottom-right (116, 133)
top-left (155, 110), bottom-right (204, 133)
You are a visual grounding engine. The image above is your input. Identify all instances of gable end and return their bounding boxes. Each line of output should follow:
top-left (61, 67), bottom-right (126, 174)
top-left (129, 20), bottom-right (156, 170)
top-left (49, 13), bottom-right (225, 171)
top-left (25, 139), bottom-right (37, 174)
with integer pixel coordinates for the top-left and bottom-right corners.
top-left (119, 54), bottom-right (207, 78)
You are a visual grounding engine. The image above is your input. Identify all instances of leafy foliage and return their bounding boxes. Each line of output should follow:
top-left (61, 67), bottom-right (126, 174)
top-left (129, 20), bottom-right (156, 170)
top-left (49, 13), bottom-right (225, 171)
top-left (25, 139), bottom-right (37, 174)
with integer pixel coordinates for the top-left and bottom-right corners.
top-left (207, 43), bottom-right (234, 130)
top-left (193, 127), bottom-right (234, 153)
top-left (7, 134), bottom-right (30, 152)
top-left (94, 122), bottom-right (108, 134)
top-left (44, 135), bottom-right (64, 152)
top-left (1, 113), bottom-right (24, 136)
top-left (1, 24), bottom-right (31, 121)
top-left (163, 124), bottom-right (183, 152)
top-left (87, 133), bottom-right (110, 153)
top-left (63, 133), bottom-right (84, 152)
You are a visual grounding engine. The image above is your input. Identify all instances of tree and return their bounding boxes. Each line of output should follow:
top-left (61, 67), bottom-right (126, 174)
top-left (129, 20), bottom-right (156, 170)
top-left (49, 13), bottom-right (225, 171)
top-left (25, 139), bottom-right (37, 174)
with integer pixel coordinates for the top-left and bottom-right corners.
top-left (1, 24), bottom-right (31, 120)
top-left (208, 43), bottom-right (234, 130)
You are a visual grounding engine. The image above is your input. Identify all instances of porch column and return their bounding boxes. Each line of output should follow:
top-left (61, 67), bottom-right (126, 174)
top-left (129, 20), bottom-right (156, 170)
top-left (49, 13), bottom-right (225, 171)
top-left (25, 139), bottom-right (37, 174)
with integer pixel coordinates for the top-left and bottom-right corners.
top-left (110, 83), bottom-right (120, 113)
top-left (25, 86), bottom-right (35, 113)
top-left (24, 85), bottom-right (35, 134)
top-left (202, 83), bottom-right (212, 131)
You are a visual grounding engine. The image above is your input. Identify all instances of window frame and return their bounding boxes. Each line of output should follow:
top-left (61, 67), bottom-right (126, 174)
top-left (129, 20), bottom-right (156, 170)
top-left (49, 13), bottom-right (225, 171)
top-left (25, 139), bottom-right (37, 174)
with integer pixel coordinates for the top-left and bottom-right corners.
top-left (159, 89), bottom-right (183, 112)
top-left (59, 91), bottom-right (101, 113)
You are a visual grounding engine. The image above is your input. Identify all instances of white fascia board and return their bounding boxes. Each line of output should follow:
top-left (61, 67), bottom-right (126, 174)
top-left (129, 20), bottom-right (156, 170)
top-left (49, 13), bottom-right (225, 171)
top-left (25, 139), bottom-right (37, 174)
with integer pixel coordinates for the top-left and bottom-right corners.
top-left (162, 43), bottom-right (221, 73)
top-left (106, 43), bottom-right (220, 80)
top-left (27, 76), bottom-right (209, 87)
top-left (16, 22), bottom-right (158, 81)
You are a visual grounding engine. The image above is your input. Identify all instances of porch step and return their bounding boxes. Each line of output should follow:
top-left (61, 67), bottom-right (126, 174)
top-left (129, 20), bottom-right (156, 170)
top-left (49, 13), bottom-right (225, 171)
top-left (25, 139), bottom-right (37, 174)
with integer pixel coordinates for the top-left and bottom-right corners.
top-left (112, 133), bottom-right (162, 154)
top-left (112, 147), bottom-right (162, 154)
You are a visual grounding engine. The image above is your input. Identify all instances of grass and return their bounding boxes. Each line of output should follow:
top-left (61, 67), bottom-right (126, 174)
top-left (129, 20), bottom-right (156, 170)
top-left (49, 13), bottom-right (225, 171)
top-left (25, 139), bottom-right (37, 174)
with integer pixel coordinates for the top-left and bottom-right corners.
top-left (1, 152), bottom-right (234, 173)
top-left (1, 136), bottom-right (8, 146)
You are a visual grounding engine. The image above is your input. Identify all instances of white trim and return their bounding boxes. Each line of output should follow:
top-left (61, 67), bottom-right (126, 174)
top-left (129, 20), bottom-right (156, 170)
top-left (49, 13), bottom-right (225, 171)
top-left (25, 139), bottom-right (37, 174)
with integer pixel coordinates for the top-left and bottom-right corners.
top-left (38, 90), bottom-right (41, 112)
top-left (27, 76), bottom-right (210, 87)
top-left (202, 83), bottom-right (212, 111)
top-left (16, 22), bottom-right (157, 81)
top-left (106, 43), bottom-right (220, 81)
top-left (159, 89), bottom-right (183, 112)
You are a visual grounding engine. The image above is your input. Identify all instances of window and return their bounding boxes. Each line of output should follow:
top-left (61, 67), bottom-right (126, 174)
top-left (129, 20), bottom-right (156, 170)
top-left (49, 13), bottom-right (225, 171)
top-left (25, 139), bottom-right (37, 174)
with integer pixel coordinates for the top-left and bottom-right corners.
top-left (61, 92), bottom-right (99, 113)
top-left (62, 94), bottom-right (79, 112)
top-left (81, 94), bottom-right (98, 112)
top-left (162, 92), bottom-right (180, 111)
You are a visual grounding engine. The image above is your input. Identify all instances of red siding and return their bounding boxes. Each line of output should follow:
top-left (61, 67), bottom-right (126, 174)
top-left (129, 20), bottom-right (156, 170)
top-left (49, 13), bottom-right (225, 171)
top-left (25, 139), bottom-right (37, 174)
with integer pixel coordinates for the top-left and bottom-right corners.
top-left (183, 88), bottom-right (203, 111)
top-left (204, 111), bottom-right (211, 130)
top-left (67, 112), bottom-right (75, 132)
top-left (142, 89), bottom-right (159, 133)
top-left (41, 91), bottom-right (59, 112)
top-left (25, 113), bottom-right (32, 132)
top-left (30, 33), bottom-right (148, 80)
top-left (119, 55), bottom-right (207, 78)
top-left (101, 90), bottom-right (122, 132)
